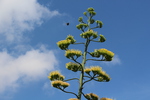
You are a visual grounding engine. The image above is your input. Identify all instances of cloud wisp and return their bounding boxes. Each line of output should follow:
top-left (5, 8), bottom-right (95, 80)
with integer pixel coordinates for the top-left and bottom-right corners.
top-left (102, 55), bottom-right (121, 66)
top-left (0, 47), bottom-right (58, 94)
top-left (0, 0), bottom-right (60, 43)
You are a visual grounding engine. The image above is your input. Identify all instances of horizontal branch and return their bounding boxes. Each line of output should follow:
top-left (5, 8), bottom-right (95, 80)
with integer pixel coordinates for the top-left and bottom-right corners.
top-left (86, 59), bottom-right (105, 61)
top-left (73, 42), bottom-right (85, 45)
top-left (90, 40), bottom-right (100, 42)
top-left (64, 78), bottom-right (79, 82)
top-left (91, 26), bottom-right (100, 29)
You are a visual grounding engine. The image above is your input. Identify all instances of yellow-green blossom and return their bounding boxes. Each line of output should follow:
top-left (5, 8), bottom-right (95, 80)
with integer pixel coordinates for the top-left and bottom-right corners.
top-left (68, 98), bottom-right (79, 100)
top-left (80, 30), bottom-right (98, 39)
top-left (100, 98), bottom-right (113, 100)
top-left (84, 68), bottom-right (91, 74)
top-left (85, 93), bottom-right (99, 100)
top-left (91, 66), bottom-right (102, 75)
top-left (99, 71), bottom-right (111, 82)
top-left (66, 62), bottom-right (81, 72)
top-left (48, 71), bottom-right (65, 81)
top-left (51, 80), bottom-right (70, 88)
top-left (57, 39), bottom-right (71, 50)
top-left (65, 49), bottom-right (82, 58)
top-left (66, 35), bottom-right (76, 44)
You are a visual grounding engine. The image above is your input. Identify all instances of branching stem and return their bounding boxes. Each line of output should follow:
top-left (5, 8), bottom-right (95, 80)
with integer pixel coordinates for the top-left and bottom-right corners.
top-left (58, 87), bottom-right (78, 98)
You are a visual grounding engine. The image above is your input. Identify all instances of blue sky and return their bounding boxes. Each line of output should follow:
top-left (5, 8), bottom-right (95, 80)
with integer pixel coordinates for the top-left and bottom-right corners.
top-left (0, 0), bottom-right (150, 100)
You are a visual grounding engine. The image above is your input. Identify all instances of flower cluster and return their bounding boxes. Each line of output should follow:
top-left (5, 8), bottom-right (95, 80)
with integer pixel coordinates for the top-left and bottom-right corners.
top-left (66, 35), bottom-right (76, 44)
top-left (85, 93), bottom-right (99, 100)
top-left (84, 66), bottom-right (111, 82)
top-left (99, 34), bottom-right (106, 42)
top-left (57, 39), bottom-right (71, 50)
top-left (80, 30), bottom-right (98, 39)
top-left (96, 20), bottom-right (103, 28)
top-left (51, 80), bottom-right (70, 89)
top-left (66, 62), bottom-right (82, 72)
top-left (90, 48), bottom-right (114, 61)
top-left (65, 49), bottom-right (82, 59)
top-left (48, 71), bottom-right (65, 81)
top-left (57, 35), bottom-right (76, 50)
top-left (87, 7), bottom-right (96, 17)
top-left (76, 23), bottom-right (88, 30)
top-left (100, 98), bottom-right (113, 100)
top-left (68, 98), bottom-right (79, 100)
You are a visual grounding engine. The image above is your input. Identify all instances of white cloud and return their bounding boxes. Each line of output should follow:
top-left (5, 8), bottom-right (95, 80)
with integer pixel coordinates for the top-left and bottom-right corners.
top-left (102, 55), bottom-right (121, 66)
top-left (0, 0), bottom-right (60, 43)
top-left (0, 46), bottom-right (58, 94)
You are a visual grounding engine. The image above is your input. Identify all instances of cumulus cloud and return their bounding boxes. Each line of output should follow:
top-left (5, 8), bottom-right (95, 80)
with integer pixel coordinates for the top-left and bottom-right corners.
top-left (0, 47), bottom-right (58, 94)
top-left (0, 0), bottom-right (60, 43)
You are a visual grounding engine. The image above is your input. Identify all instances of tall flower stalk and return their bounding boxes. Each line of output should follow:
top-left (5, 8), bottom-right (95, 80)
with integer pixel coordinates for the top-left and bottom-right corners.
top-left (48, 7), bottom-right (115, 100)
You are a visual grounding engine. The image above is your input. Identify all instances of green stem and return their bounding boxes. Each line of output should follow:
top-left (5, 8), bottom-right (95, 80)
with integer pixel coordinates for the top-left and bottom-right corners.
top-left (78, 14), bottom-right (92, 100)
top-left (78, 38), bottom-right (90, 100)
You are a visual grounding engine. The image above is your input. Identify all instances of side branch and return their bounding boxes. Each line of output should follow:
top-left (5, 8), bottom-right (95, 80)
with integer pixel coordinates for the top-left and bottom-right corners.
top-left (71, 57), bottom-right (83, 69)
top-left (86, 59), bottom-right (105, 61)
top-left (73, 43), bottom-right (85, 45)
top-left (64, 78), bottom-right (79, 82)
top-left (58, 87), bottom-right (78, 98)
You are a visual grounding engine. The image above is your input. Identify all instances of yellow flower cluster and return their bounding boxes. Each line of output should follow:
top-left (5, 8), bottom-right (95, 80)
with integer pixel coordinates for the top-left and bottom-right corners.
top-left (51, 80), bottom-right (70, 89)
top-left (91, 48), bottom-right (114, 61)
top-left (84, 68), bottom-right (91, 74)
top-left (80, 30), bottom-right (98, 39)
top-left (66, 62), bottom-right (82, 72)
top-left (84, 66), bottom-right (110, 82)
top-left (57, 39), bottom-right (71, 50)
top-left (57, 35), bottom-right (76, 50)
top-left (91, 66), bottom-right (102, 74)
top-left (66, 35), bottom-right (76, 44)
top-left (68, 98), bottom-right (79, 100)
top-left (76, 23), bottom-right (88, 30)
top-left (98, 49), bottom-right (114, 57)
top-left (100, 98), bottom-right (113, 100)
top-left (48, 71), bottom-right (65, 81)
top-left (65, 49), bottom-right (82, 58)
top-left (85, 93), bottom-right (99, 100)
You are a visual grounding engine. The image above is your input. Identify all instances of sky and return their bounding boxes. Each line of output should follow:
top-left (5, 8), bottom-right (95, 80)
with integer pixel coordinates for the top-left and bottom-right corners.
top-left (0, 0), bottom-right (150, 100)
